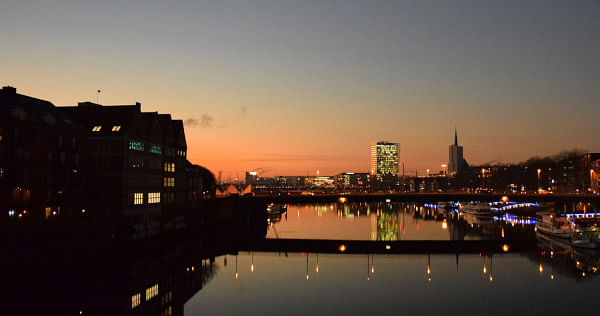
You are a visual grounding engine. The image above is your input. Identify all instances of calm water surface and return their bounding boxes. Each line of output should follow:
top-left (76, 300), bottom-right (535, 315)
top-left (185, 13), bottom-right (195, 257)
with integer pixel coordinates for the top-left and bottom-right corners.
top-left (185, 202), bottom-right (600, 315)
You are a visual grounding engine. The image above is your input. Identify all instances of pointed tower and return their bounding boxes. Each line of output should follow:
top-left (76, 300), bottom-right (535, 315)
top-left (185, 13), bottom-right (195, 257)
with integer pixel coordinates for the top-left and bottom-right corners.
top-left (448, 128), bottom-right (464, 175)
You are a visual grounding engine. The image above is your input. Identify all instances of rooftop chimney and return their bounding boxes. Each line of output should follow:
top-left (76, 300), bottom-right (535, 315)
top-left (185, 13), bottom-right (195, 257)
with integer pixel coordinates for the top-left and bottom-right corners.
top-left (1, 86), bottom-right (17, 96)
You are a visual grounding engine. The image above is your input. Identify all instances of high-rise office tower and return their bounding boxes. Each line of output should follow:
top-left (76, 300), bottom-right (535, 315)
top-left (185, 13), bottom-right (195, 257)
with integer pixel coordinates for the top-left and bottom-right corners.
top-left (448, 128), bottom-right (464, 175)
top-left (370, 141), bottom-right (399, 180)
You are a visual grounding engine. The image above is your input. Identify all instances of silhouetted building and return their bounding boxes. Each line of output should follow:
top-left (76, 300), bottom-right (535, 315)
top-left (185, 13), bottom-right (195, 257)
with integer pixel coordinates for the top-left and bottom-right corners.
top-left (59, 101), bottom-right (188, 239)
top-left (335, 172), bottom-right (371, 191)
top-left (448, 128), bottom-right (464, 175)
top-left (0, 86), bottom-right (87, 224)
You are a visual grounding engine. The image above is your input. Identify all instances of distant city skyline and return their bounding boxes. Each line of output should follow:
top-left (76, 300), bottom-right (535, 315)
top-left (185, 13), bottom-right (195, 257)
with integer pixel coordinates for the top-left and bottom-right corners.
top-left (2, 1), bottom-right (599, 178)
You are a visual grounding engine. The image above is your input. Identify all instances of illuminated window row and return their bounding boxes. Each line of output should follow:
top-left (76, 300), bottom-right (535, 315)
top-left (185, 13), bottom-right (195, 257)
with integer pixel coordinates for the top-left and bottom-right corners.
top-left (177, 150), bottom-right (186, 157)
top-left (164, 162), bottom-right (175, 172)
top-left (129, 140), bottom-right (144, 151)
top-left (150, 144), bottom-right (162, 154)
top-left (164, 177), bottom-right (175, 187)
top-left (131, 293), bottom-right (141, 309)
top-left (161, 306), bottom-right (173, 316)
top-left (91, 125), bottom-right (121, 132)
top-left (161, 291), bottom-right (173, 306)
top-left (148, 192), bottom-right (161, 204)
top-left (134, 193), bottom-right (144, 205)
top-left (146, 284), bottom-right (158, 301)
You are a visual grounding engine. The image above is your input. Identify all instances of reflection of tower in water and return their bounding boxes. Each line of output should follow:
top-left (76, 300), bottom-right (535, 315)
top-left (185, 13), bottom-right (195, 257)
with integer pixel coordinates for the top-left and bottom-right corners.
top-left (370, 202), bottom-right (401, 241)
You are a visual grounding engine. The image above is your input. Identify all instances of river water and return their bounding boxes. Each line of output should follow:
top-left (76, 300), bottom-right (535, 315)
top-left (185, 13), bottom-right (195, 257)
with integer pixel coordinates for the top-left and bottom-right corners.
top-left (186, 202), bottom-right (600, 315)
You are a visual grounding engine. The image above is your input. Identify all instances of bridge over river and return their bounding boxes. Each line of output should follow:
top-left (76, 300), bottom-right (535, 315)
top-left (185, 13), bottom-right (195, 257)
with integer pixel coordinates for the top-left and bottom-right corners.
top-left (239, 238), bottom-right (537, 255)
top-left (243, 192), bottom-right (599, 205)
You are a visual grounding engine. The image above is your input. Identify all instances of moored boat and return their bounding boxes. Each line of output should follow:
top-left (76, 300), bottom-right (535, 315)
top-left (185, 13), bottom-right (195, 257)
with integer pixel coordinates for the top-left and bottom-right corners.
top-left (461, 202), bottom-right (492, 216)
top-left (535, 212), bottom-right (573, 239)
top-left (571, 217), bottom-right (600, 249)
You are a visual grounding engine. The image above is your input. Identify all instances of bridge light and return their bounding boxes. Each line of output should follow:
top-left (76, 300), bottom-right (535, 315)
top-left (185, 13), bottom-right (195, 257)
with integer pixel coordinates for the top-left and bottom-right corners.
top-left (339, 244), bottom-right (347, 252)
top-left (502, 244), bottom-right (509, 252)
top-left (385, 245), bottom-right (391, 250)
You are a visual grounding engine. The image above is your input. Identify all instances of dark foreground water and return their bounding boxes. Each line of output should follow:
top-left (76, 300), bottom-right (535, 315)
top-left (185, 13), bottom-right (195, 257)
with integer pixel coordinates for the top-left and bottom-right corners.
top-left (186, 202), bottom-right (600, 315)
top-left (186, 251), bottom-right (599, 316)
top-left (5, 201), bottom-right (600, 315)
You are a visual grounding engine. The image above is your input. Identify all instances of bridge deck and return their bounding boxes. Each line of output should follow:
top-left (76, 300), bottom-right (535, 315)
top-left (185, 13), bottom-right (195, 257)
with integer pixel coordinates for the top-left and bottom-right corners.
top-left (239, 238), bottom-right (536, 255)
top-left (241, 192), bottom-right (599, 205)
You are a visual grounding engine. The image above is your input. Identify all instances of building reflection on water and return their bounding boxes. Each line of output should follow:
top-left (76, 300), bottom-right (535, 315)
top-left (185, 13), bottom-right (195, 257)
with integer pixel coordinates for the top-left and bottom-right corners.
top-left (6, 201), bottom-right (600, 315)
top-left (268, 202), bottom-right (537, 242)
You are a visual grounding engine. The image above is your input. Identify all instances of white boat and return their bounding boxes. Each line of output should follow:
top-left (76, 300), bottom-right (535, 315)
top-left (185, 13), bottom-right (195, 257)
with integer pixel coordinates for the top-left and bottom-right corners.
top-left (461, 202), bottom-right (492, 216)
top-left (535, 212), bottom-right (573, 239)
top-left (570, 218), bottom-right (600, 249)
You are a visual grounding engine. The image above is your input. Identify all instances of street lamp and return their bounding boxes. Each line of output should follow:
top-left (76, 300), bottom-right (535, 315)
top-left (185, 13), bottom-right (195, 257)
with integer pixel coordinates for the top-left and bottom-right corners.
top-left (441, 164), bottom-right (447, 176)
top-left (537, 169), bottom-right (541, 192)
top-left (590, 169), bottom-right (595, 191)
top-left (481, 168), bottom-right (485, 190)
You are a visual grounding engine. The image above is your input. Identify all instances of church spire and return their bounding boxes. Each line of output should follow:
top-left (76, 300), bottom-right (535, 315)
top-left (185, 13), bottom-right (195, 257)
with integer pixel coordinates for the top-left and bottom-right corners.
top-left (454, 127), bottom-right (458, 146)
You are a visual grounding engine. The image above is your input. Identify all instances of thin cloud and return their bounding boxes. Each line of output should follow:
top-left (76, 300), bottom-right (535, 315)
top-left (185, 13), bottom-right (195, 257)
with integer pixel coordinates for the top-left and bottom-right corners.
top-left (184, 113), bottom-right (214, 128)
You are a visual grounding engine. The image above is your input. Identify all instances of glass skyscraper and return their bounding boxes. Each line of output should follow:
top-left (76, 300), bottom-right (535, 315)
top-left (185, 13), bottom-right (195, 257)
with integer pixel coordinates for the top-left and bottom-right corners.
top-left (370, 141), bottom-right (399, 181)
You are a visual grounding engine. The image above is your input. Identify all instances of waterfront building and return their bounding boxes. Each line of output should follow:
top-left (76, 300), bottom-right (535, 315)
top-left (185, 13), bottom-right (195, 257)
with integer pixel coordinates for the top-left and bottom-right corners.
top-left (448, 128), bottom-right (464, 175)
top-left (59, 101), bottom-right (188, 239)
top-left (335, 172), bottom-right (371, 191)
top-left (1, 87), bottom-right (219, 239)
top-left (370, 141), bottom-right (399, 187)
top-left (0, 86), bottom-right (87, 223)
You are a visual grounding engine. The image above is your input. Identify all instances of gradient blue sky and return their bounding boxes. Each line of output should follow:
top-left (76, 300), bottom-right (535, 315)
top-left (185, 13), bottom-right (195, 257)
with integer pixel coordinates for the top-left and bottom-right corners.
top-left (2, 1), bottom-right (599, 178)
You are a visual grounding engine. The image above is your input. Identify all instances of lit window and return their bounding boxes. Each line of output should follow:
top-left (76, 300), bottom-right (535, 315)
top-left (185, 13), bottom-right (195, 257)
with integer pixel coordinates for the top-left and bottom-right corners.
top-left (148, 192), bottom-right (161, 204)
top-left (91, 126), bottom-right (102, 132)
top-left (112, 125), bottom-right (121, 132)
top-left (163, 177), bottom-right (175, 187)
top-left (129, 141), bottom-right (144, 151)
top-left (134, 193), bottom-right (144, 205)
top-left (164, 162), bottom-right (175, 172)
top-left (150, 145), bottom-right (162, 154)
top-left (131, 293), bottom-right (141, 309)
top-left (145, 284), bottom-right (158, 301)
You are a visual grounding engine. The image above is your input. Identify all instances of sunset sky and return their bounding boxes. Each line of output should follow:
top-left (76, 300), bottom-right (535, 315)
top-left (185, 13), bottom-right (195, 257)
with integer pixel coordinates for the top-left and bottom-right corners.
top-left (2, 1), bottom-right (599, 179)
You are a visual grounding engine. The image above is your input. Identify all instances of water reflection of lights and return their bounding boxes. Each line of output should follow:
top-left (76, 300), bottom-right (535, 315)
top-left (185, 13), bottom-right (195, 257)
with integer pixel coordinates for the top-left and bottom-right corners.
top-left (250, 253), bottom-right (255, 272)
top-left (539, 263), bottom-right (543, 273)
top-left (489, 255), bottom-right (494, 282)
top-left (306, 254), bottom-right (310, 280)
top-left (483, 256), bottom-right (487, 275)
top-left (442, 220), bottom-right (448, 230)
top-left (427, 254), bottom-right (432, 283)
top-left (235, 255), bottom-right (239, 280)
top-left (493, 213), bottom-right (536, 225)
